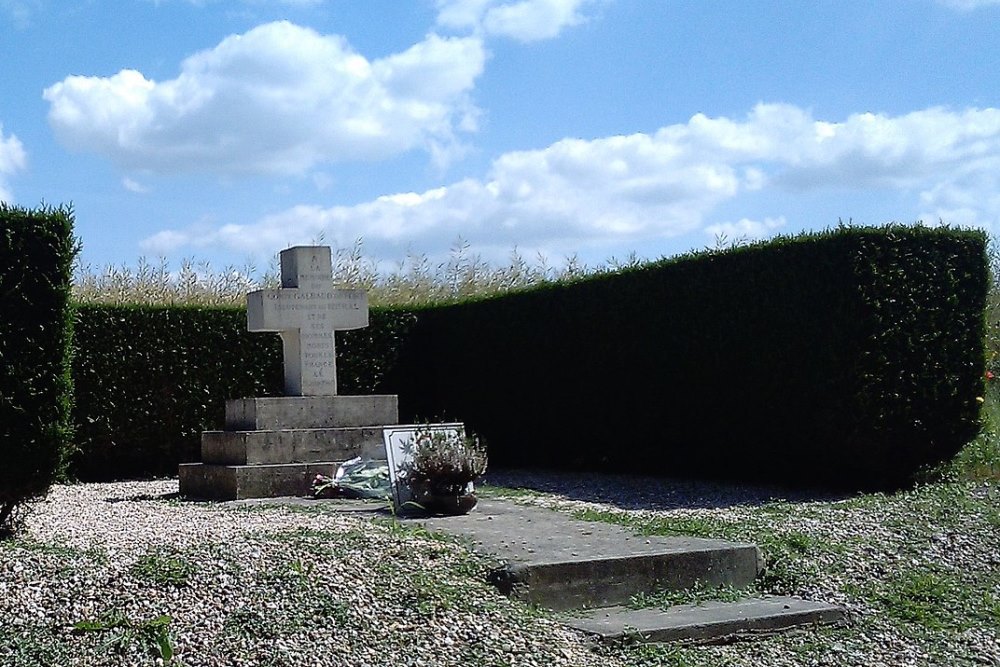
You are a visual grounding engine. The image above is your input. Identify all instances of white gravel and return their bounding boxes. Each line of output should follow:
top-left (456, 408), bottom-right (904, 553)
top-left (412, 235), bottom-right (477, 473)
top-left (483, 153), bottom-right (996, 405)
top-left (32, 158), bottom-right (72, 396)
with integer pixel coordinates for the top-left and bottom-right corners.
top-left (3, 474), bottom-right (999, 667)
top-left (485, 470), bottom-right (1000, 667)
top-left (0, 480), bottom-right (612, 667)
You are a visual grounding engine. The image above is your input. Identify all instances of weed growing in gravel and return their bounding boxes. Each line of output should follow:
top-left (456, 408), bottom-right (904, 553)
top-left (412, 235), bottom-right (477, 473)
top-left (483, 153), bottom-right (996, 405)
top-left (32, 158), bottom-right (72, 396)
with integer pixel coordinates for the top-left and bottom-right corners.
top-left (7, 538), bottom-right (107, 564)
top-left (545, 480), bottom-right (1000, 666)
top-left (222, 608), bottom-right (274, 640)
top-left (879, 569), bottom-right (960, 631)
top-left (630, 581), bottom-right (751, 611)
top-left (0, 626), bottom-right (77, 666)
top-left (72, 612), bottom-right (175, 663)
top-left (131, 548), bottom-right (196, 587)
top-left (569, 508), bottom-right (723, 539)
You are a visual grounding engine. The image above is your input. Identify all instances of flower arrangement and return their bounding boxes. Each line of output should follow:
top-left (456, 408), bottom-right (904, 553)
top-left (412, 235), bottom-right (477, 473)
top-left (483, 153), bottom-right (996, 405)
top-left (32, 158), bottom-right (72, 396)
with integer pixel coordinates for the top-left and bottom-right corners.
top-left (310, 458), bottom-right (391, 499)
top-left (402, 428), bottom-right (488, 503)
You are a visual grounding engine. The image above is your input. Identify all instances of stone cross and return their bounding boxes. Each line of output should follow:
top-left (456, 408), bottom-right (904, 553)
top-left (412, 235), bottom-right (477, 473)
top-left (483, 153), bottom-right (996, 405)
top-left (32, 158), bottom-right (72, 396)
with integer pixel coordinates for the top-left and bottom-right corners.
top-left (246, 246), bottom-right (368, 396)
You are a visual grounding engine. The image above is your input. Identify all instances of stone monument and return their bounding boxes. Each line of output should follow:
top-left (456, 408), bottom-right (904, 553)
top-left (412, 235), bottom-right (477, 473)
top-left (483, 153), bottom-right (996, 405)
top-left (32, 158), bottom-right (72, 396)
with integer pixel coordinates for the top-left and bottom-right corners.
top-left (178, 246), bottom-right (400, 500)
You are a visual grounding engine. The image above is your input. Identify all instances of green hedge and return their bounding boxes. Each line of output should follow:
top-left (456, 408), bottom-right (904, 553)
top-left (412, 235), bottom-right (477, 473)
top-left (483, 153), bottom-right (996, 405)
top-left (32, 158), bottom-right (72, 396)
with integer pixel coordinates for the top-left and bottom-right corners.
top-left (384, 225), bottom-right (988, 489)
top-left (71, 305), bottom-right (416, 480)
top-left (1, 204), bottom-right (77, 533)
top-left (68, 225), bottom-right (987, 489)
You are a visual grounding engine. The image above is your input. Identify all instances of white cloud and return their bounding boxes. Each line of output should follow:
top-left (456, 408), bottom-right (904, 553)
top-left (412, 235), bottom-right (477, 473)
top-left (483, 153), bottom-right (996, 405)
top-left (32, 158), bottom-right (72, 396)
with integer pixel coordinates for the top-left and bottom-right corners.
top-left (436, 0), bottom-right (596, 41)
top-left (43, 21), bottom-right (485, 175)
top-left (705, 216), bottom-right (786, 242)
top-left (142, 104), bottom-right (1000, 262)
top-left (122, 177), bottom-right (151, 194)
top-left (0, 123), bottom-right (27, 203)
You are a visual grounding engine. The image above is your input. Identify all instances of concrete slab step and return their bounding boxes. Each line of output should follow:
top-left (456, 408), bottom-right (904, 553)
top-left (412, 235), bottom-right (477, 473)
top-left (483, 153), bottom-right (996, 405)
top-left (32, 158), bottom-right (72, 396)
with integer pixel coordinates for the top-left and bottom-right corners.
top-left (178, 461), bottom-right (339, 500)
top-left (413, 499), bottom-right (762, 610)
top-left (201, 427), bottom-right (387, 465)
top-left (562, 596), bottom-right (846, 644)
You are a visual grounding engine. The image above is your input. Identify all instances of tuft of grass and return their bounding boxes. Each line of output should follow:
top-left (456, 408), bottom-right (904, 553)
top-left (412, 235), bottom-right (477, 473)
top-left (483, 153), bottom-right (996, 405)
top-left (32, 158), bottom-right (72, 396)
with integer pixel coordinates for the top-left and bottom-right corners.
top-left (569, 507), bottom-right (723, 539)
top-left (130, 549), bottom-right (196, 587)
top-left (879, 569), bottom-right (958, 631)
top-left (630, 581), bottom-right (753, 611)
top-left (924, 387), bottom-right (1000, 485)
top-left (72, 612), bottom-right (175, 662)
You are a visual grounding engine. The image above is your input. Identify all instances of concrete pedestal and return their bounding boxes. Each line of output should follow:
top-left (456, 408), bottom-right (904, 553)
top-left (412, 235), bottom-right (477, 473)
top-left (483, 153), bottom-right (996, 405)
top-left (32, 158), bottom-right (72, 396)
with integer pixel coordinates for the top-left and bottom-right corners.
top-left (179, 395), bottom-right (399, 500)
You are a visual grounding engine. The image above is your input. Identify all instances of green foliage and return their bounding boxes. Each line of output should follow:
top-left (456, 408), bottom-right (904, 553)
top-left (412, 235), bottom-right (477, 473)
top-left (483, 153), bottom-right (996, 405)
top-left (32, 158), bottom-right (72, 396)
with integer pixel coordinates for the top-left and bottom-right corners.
top-left (131, 548), bottom-right (196, 586)
top-left (71, 303), bottom-right (282, 479)
top-left (70, 303), bottom-right (416, 480)
top-left (72, 612), bottom-right (175, 662)
top-left (386, 224), bottom-right (988, 489)
top-left (0, 203), bottom-right (78, 536)
top-left (924, 384), bottom-right (1000, 484)
top-left (402, 427), bottom-right (488, 494)
top-left (66, 225), bottom-right (987, 488)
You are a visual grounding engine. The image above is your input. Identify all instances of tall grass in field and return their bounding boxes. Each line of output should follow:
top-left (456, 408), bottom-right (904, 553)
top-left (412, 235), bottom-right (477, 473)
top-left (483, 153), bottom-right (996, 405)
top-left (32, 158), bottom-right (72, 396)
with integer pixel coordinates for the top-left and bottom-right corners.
top-left (71, 240), bottom-right (629, 307)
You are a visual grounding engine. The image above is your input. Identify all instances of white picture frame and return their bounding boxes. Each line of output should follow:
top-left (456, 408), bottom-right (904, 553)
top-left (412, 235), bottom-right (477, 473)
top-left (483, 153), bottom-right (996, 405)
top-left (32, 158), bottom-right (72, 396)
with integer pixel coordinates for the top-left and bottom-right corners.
top-left (383, 423), bottom-right (466, 513)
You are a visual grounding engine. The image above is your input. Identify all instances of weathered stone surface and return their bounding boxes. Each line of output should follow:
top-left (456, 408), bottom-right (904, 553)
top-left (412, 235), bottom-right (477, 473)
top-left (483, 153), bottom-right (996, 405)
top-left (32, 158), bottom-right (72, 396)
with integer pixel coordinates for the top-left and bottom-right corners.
top-left (201, 427), bottom-right (388, 465)
top-left (246, 246), bottom-right (368, 396)
top-left (413, 499), bottom-right (762, 611)
top-left (561, 597), bottom-right (846, 644)
top-left (225, 395), bottom-right (399, 430)
top-left (180, 245), bottom-right (399, 502)
top-left (178, 462), bottom-right (338, 501)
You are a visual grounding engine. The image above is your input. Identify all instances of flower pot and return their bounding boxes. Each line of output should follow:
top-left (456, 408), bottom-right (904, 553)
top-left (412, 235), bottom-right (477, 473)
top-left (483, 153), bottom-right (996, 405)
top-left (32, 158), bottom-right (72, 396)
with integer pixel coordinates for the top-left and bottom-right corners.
top-left (415, 489), bottom-right (478, 515)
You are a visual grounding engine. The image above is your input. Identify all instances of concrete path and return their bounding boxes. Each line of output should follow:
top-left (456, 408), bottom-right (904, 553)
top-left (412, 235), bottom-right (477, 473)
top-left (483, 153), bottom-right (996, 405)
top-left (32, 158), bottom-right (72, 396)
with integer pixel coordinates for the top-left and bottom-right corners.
top-left (233, 494), bottom-right (846, 644)
top-left (410, 498), bottom-right (845, 644)
top-left (412, 499), bottom-right (761, 611)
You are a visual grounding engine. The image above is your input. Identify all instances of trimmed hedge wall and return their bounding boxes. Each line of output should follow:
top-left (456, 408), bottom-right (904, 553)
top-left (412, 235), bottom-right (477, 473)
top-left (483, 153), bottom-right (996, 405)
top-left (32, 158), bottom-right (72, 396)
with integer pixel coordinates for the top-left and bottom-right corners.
top-left (68, 225), bottom-right (987, 489)
top-left (1, 204), bottom-right (77, 532)
top-left (71, 305), bottom-right (416, 480)
top-left (384, 225), bottom-right (988, 489)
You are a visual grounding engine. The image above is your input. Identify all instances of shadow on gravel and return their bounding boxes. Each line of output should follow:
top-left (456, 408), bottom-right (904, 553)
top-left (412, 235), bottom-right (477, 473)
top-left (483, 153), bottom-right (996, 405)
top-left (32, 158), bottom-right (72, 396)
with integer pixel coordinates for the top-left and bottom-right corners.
top-left (483, 469), bottom-right (856, 511)
top-left (104, 492), bottom-right (182, 503)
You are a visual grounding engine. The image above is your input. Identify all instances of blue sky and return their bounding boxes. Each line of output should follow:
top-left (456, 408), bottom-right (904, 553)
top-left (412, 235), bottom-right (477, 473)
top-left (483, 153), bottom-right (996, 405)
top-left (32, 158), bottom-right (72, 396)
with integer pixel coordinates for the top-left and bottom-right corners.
top-left (1, 0), bottom-right (999, 275)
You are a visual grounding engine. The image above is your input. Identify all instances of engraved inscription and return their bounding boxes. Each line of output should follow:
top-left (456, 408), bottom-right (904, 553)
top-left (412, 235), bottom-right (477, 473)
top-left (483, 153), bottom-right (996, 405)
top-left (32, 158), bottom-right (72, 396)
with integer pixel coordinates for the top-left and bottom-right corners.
top-left (246, 246), bottom-right (369, 396)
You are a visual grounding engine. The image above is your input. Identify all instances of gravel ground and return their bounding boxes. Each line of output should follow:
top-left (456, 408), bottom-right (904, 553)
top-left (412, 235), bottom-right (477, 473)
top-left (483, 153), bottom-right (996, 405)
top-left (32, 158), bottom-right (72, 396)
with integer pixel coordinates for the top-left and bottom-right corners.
top-left (2, 474), bottom-right (999, 666)
top-left (485, 471), bottom-right (1000, 667)
top-left (0, 480), bottom-right (607, 667)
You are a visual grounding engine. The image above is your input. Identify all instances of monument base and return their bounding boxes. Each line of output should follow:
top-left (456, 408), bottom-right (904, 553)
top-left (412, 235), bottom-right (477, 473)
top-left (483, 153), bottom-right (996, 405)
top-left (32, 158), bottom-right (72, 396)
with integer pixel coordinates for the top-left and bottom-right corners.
top-left (179, 462), bottom-right (339, 501)
top-left (201, 426), bottom-right (389, 465)
top-left (226, 395), bottom-right (398, 430)
top-left (179, 394), bottom-right (400, 500)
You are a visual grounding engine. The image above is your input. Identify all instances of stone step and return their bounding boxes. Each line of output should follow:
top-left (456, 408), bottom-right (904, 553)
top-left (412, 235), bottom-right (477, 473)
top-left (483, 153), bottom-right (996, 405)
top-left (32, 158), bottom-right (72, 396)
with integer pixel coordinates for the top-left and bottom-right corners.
top-left (412, 499), bottom-right (762, 611)
top-left (226, 395), bottom-right (398, 431)
top-left (561, 596), bottom-right (846, 644)
top-left (178, 461), bottom-right (341, 500)
top-left (201, 427), bottom-right (387, 465)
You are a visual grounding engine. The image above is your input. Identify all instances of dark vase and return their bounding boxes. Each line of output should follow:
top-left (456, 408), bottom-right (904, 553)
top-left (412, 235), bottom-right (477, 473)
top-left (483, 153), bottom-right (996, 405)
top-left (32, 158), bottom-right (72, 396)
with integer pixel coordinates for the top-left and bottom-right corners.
top-left (415, 489), bottom-right (478, 515)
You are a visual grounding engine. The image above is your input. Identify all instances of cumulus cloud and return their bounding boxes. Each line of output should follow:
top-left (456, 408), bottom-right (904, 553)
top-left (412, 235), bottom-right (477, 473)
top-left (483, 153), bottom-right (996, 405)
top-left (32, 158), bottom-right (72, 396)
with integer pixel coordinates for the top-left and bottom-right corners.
top-left (436, 0), bottom-right (596, 41)
top-left (141, 104), bottom-right (1000, 261)
top-left (122, 177), bottom-right (151, 194)
top-left (705, 217), bottom-right (786, 242)
top-left (43, 21), bottom-right (485, 175)
top-left (0, 123), bottom-right (27, 203)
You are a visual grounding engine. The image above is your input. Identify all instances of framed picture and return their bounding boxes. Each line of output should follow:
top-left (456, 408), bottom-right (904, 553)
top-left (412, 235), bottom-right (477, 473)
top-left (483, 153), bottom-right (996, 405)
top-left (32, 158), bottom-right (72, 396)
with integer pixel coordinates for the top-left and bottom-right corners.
top-left (383, 423), bottom-right (465, 512)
